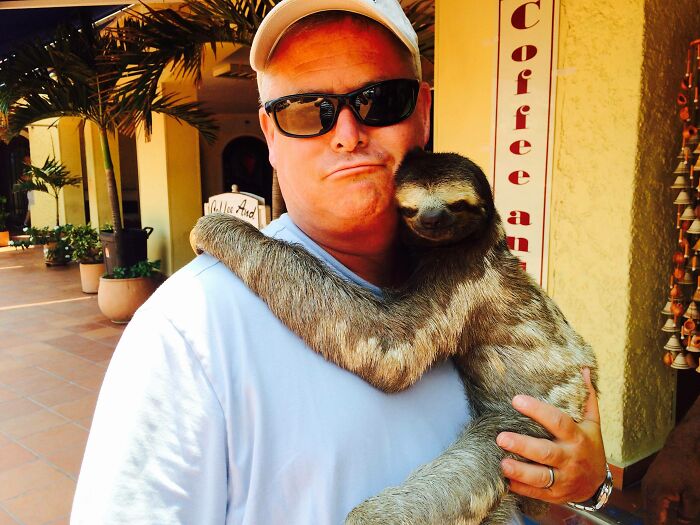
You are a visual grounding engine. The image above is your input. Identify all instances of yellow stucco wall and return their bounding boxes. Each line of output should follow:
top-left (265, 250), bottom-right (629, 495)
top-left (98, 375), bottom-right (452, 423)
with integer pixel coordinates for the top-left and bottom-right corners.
top-left (136, 82), bottom-right (202, 275)
top-left (435, 0), bottom-right (700, 466)
top-left (26, 117), bottom-right (85, 227)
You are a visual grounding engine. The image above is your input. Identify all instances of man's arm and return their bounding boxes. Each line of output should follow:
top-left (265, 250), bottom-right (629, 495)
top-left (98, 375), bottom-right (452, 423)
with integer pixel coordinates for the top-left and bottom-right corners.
top-left (497, 368), bottom-right (608, 505)
top-left (71, 310), bottom-right (227, 525)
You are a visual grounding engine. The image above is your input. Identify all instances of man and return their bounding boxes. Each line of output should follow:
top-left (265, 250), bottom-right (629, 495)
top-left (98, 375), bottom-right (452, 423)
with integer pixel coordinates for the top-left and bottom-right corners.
top-left (72, 1), bottom-right (608, 523)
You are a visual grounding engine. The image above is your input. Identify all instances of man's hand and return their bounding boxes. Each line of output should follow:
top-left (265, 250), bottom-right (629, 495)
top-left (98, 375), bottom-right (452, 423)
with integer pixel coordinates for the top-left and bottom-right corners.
top-left (496, 368), bottom-right (607, 504)
top-left (642, 397), bottom-right (700, 525)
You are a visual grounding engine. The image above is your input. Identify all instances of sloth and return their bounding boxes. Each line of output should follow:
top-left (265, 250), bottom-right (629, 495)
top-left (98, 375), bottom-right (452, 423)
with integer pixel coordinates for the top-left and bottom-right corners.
top-left (190, 148), bottom-right (598, 525)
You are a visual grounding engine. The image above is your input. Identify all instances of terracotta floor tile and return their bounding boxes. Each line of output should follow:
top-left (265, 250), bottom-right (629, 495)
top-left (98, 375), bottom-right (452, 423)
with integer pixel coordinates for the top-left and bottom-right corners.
top-left (63, 322), bottom-right (105, 334)
top-left (73, 416), bottom-right (92, 431)
top-left (2, 475), bottom-right (75, 525)
top-left (0, 434), bottom-right (11, 448)
top-left (51, 395), bottom-right (97, 422)
top-left (61, 345), bottom-right (113, 363)
top-left (19, 424), bottom-right (88, 457)
top-left (28, 384), bottom-right (91, 408)
top-left (42, 361), bottom-right (104, 382)
top-left (0, 398), bottom-right (43, 423)
top-left (4, 371), bottom-right (66, 398)
top-left (45, 518), bottom-right (69, 525)
top-left (24, 329), bottom-right (74, 343)
top-left (69, 374), bottom-right (105, 392)
top-left (42, 335), bottom-right (95, 354)
top-left (0, 442), bottom-right (37, 471)
top-left (0, 509), bottom-right (19, 525)
top-left (79, 326), bottom-right (124, 341)
top-left (0, 388), bottom-right (19, 404)
top-left (0, 409), bottom-right (68, 440)
top-left (0, 460), bottom-right (71, 501)
top-left (44, 445), bottom-right (85, 478)
top-left (1, 342), bottom-right (57, 360)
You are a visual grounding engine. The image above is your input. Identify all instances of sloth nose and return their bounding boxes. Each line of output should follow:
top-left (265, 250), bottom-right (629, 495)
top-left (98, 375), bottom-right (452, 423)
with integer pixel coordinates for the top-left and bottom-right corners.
top-left (419, 209), bottom-right (449, 229)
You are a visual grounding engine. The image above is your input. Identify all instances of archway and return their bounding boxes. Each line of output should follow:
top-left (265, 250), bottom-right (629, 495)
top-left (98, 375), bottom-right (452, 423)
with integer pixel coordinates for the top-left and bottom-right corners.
top-left (221, 136), bottom-right (273, 205)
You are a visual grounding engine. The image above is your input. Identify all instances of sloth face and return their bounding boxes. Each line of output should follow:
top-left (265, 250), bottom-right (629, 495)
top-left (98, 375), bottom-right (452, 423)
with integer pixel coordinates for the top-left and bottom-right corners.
top-left (394, 150), bottom-right (494, 246)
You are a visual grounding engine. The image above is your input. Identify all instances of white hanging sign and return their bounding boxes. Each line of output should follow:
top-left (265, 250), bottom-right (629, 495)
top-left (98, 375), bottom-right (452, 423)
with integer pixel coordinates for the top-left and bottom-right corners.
top-left (204, 192), bottom-right (270, 229)
top-left (492, 0), bottom-right (559, 287)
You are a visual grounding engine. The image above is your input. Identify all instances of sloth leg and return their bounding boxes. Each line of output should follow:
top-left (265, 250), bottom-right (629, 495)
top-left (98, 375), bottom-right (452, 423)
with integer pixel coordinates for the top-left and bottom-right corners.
top-left (191, 214), bottom-right (465, 392)
top-left (345, 409), bottom-right (547, 525)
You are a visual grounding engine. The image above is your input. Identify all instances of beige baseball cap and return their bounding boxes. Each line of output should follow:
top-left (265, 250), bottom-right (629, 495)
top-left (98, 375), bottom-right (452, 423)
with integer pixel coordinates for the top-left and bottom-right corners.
top-left (250, 0), bottom-right (421, 77)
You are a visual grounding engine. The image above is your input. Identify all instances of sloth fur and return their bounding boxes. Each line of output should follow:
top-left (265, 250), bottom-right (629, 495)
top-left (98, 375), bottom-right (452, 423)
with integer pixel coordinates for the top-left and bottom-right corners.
top-left (190, 148), bottom-right (598, 525)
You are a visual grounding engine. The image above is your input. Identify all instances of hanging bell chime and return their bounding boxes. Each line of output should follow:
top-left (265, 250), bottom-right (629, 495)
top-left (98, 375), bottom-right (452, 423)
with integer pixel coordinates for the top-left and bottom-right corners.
top-left (688, 219), bottom-right (700, 234)
top-left (680, 205), bottom-right (696, 220)
top-left (662, 318), bottom-right (680, 332)
top-left (664, 334), bottom-right (683, 351)
top-left (672, 351), bottom-right (692, 369)
top-left (681, 269), bottom-right (696, 285)
top-left (685, 301), bottom-right (700, 319)
top-left (672, 175), bottom-right (691, 189)
top-left (675, 190), bottom-right (693, 205)
top-left (674, 160), bottom-right (691, 174)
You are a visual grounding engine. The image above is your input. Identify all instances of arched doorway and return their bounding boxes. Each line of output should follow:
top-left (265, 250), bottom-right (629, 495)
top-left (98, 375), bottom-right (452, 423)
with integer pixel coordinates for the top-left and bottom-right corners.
top-left (0, 135), bottom-right (30, 228)
top-left (222, 136), bottom-right (273, 205)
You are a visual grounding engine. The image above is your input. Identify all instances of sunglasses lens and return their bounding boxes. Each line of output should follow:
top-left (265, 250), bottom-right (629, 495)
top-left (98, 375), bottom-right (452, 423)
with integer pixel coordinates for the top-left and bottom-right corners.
top-left (269, 79), bottom-right (418, 137)
top-left (274, 96), bottom-right (337, 137)
top-left (356, 80), bottom-right (418, 126)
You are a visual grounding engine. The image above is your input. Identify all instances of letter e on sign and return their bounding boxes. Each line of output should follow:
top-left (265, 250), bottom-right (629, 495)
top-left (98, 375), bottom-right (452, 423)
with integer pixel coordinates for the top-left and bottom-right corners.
top-left (508, 170), bottom-right (531, 185)
top-left (509, 140), bottom-right (532, 155)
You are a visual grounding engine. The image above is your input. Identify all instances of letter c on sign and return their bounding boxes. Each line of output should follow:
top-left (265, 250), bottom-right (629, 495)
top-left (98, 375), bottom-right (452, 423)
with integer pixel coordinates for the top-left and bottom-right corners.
top-left (511, 0), bottom-right (541, 30)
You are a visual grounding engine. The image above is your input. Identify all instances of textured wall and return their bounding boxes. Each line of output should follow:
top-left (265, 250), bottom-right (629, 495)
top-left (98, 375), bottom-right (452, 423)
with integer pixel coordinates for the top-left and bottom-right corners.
top-left (436, 0), bottom-right (700, 466)
top-left (626, 0), bottom-right (700, 462)
top-left (550, 0), bottom-right (700, 465)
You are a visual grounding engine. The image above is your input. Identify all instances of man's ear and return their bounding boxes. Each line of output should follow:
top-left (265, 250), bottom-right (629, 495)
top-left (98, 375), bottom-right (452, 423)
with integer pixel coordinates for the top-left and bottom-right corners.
top-left (417, 82), bottom-right (432, 147)
top-left (259, 107), bottom-right (277, 168)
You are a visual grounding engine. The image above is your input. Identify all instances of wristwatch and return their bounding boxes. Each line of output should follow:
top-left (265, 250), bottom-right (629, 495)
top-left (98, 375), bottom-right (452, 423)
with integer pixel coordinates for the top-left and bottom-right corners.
top-left (566, 463), bottom-right (614, 512)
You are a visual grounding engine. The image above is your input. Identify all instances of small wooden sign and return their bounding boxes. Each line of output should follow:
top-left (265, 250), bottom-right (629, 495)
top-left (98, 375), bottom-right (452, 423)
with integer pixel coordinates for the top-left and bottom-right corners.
top-left (204, 192), bottom-right (270, 229)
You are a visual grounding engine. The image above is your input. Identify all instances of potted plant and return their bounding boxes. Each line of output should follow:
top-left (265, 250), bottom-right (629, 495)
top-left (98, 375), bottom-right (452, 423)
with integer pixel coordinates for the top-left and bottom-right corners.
top-left (23, 224), bottom-right (73, 266)
top-left (0, 196), bottom-right (9, 247)
top-left (97, 260), bottom-right (161, 323)
top-left (0, 22), bottom-right (217, 273)
top-left (13, 158), bottom-right (81, 228)
top-left (65, 224), bottom-right (105, 293)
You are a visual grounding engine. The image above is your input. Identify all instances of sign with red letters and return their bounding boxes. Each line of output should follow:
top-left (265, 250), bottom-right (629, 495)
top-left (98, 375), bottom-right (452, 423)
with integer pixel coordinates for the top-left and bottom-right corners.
top-left (492, 0), bottom-right (559, 287)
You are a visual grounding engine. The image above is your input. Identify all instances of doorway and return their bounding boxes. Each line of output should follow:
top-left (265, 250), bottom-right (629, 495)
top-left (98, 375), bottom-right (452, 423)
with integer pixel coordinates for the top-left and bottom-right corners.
top-left (221, 136), bottom-right (273, 205)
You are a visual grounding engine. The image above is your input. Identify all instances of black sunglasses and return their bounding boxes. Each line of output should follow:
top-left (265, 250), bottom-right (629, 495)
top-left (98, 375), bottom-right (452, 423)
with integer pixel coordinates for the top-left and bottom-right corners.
top-left (263, 78), bottom-right (420, 138)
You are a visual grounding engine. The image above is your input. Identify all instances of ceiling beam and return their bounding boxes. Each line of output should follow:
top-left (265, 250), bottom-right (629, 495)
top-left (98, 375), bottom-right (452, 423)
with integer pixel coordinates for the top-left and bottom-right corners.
top-left (0, 0), bottom-right (181, 9)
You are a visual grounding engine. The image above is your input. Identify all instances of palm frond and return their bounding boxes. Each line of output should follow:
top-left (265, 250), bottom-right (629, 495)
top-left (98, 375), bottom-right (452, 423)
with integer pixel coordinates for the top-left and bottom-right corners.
top-left (14, 158), bottom-right (81, 197)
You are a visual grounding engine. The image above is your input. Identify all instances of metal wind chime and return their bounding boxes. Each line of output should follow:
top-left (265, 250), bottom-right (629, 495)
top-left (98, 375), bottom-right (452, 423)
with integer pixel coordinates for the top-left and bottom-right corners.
top-left (662, 39), bottom-right (700, 373)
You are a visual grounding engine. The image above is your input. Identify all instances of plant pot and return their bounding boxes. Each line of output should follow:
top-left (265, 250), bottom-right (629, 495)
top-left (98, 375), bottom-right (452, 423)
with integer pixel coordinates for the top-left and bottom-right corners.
top-left (79, 262), bottom-right (106, 294)
top-left (99, 227), bottom-right (153, 276)
top-left (0, 231), bottom-right (9, 247)
top-left (97, 275), bottom-right (157, 323)
top-left (43, 241), bottom-right (67, 266)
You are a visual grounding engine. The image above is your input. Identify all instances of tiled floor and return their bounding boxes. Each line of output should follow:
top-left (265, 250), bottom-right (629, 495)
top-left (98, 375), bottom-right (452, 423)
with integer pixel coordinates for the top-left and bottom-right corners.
top-left (0, 246), bottom-right (124, 525)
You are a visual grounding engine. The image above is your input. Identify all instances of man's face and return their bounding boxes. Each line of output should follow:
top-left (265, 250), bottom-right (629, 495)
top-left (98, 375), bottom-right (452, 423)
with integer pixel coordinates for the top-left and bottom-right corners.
top-left (258, 17), bottom-right (431, 247)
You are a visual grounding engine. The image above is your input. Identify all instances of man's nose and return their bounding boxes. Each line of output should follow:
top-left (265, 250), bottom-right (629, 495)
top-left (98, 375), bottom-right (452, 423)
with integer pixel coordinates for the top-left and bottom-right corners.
top-left (330, 106), bottom-right (366, 152)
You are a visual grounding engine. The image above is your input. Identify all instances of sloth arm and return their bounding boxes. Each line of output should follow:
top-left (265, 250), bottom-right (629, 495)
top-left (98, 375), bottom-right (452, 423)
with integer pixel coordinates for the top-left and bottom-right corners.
top-left (191, 213), bottom-right (464, 392)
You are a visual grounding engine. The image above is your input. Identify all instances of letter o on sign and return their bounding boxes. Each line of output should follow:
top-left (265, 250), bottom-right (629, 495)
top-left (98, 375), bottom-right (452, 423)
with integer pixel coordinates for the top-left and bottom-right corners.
top-left (512, 44), bottom-right (538, 62)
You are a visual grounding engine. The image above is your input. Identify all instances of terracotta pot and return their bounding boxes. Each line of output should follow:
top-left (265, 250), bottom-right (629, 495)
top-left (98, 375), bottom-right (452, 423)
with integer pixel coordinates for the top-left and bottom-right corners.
top-left (97, 276), bottom-right (158, 323)
top-left (0, 231), bottom-right (9, 247)
top-left (43, 241), bottom-right (67, 266)
top-left (79, 262), bottom-right (106, 294)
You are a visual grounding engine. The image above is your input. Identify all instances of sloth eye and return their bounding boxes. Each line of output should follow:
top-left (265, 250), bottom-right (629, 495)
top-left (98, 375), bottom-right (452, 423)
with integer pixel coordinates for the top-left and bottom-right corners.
top-left (399, 207), bottom-right (418, 218)
top-left (447, 200), bottom-right (473, 212)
